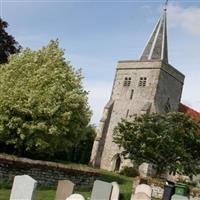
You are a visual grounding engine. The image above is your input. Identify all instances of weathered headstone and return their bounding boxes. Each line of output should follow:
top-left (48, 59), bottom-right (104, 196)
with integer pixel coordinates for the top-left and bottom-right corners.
top-left (55, 180), bottom-right (74, 200)
top-left (110, 182), bottom-right (120, 200)
top-left (91, 180), bottom-right (113, 200)
top-left (135, 184), bottom-right (152, 197)
top-left (131, 192), bottom-right (151, 200)
top-left (139, 163), bottom-right (156, 178)
top-left (66, 194), bottom-right (85, 200)
top-left (171, 194), bottom-right (189, 200)
top-left (10, 175), bottom-right (37, 200)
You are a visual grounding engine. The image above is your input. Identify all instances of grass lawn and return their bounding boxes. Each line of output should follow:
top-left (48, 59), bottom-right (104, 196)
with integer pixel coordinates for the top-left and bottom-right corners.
top-left (0, 170), bottom-right (133, 200)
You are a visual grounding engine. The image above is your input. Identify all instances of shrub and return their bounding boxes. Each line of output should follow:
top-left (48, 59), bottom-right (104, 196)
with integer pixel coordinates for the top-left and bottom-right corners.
top-left (120, 166), bottom-right (139, 177)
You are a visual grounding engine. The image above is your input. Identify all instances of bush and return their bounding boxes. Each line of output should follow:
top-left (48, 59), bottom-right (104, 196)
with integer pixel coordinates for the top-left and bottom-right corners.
top-left (120, 166), bottom-right (139, 177)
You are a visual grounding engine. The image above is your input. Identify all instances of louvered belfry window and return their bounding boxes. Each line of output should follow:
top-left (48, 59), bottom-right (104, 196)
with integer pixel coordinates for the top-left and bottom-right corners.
top-left (123, 77), bottom-right (131, 86)
top-left (138, 77), bottom-right (147, 87)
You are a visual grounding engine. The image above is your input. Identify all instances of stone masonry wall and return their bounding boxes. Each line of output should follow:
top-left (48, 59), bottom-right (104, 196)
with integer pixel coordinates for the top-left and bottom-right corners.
top-left (0, 154), bottom-right (99, 187)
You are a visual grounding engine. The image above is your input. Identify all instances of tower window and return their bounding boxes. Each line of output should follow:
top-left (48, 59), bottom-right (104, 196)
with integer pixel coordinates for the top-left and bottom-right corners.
top-left (165, 98), bottom-right (171, 113)
top-left (130, 89), bottom-right (134, 99)
top-left (124, 77), bottom-right (131, 86)
top-left (126, 109), bottom-right (129, 118)
top-left (138, 77), bottom-right (147, 87)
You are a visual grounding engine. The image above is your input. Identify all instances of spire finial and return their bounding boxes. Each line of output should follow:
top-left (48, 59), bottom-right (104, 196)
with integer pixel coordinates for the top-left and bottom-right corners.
top-left (164, 0), bottom-right (168, 11)
top-left (140, 1), bottom-right (168, 63)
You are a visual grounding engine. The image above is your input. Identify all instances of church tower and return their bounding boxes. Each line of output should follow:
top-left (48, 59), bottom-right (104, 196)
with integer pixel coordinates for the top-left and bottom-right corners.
top-left (90, 6), bottom-right (185, 171)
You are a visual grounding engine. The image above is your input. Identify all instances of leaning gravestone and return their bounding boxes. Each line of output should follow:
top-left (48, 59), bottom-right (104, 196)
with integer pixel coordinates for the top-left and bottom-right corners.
top-left (55, 180), bottom-right (74, 200)
top-left (110, 182), bottom-right (120, 200)
top-left (10, 175), bottom-right (37, 200)
top-left (171, 194), bottom-right (189, 200)
top-left (91, 180), bottom-right (113, 200)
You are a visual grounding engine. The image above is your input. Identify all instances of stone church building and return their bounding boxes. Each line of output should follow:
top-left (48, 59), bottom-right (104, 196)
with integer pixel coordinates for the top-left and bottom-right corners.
top-left (90, 8), bottom-right (187, 171)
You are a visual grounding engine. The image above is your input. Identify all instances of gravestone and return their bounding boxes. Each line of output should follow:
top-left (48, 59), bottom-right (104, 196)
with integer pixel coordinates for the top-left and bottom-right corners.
top-left (131, 192), bottom-right (151, 200)
top-left (10, 175), bottom-right (37, 200)
top-left (171, 194), bottom-right (189, 200)
top-left (66, 194), bottom-right (85, 200)
top-left (91, 180), bottom-right (113, 200)
top-left (139, 163), bottom-right (156, 178)
top-left (55, 180), bottom-right (74, 200)
top-left (135, 184), bottom-right (152, 197)
top-left (110, 182), bottom-right (120, 200)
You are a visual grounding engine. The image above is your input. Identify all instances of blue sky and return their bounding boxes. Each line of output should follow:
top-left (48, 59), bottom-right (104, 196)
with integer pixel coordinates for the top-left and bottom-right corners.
top-left (1, 0), bottom-right (200, 124)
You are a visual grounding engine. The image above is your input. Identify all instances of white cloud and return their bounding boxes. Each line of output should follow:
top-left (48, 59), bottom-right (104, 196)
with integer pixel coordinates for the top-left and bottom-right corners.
top-left (168, 4), bottom-right (200, 36)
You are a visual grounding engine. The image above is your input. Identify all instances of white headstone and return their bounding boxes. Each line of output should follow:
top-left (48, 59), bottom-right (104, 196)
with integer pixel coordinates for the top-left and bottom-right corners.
top-left (171, 194), bottom-right (189, 200)
top-left (91, 180), bottom-right (113, 200)
top-left (135, 184), bottom-right (152, 198)
top-left (55, 180), bottom-right (74, 200)
top-left (110, 182), bottom-right (120, 200)
top-left (66, 194), bottom-right (85, 200)
top-left (10, 175), bottom-right (37, 200)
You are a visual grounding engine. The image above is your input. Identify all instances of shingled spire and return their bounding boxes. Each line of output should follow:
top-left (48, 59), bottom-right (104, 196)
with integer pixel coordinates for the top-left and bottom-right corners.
top-left (140, 7), bottom-right (168, 63)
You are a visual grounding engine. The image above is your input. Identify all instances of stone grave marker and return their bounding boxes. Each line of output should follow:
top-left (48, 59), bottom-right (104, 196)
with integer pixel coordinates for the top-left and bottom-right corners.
top-left (171, 194), bottom-right (189, 200)
top-left (110, 182), bottom-right (120, 200)
top-left (10, 175), bottom-right (37, 200)
top-left (131, 184), bottom-right (152, 200)
top-left (131, 192), bottom-right (151, 200)
top-left (135, 184), bottom-right (152, 197)
top-left (55, 180), bottom-right (74, 200)
top-left (91, 180), bottom-right (113, 200)
top-left (66, 194), bottom-right (85, 200)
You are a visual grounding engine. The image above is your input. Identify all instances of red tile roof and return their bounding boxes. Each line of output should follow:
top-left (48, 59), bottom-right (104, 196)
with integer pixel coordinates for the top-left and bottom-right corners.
top-left (179, 103), bottom-right (200, 121)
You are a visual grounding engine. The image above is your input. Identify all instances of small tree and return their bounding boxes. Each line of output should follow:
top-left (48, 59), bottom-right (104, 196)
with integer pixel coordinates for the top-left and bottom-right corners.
top-left (0, 40), bottom-right (91, 157)
top-left (0, 18), bottom-right (21, 64)
top-left (113, 112), bottom-right (200, 176)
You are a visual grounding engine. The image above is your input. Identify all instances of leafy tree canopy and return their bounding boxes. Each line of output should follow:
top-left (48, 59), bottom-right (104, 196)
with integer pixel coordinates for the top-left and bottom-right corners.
top-left (113, 112), bottom-right (200, 176)
top-left (0, 40), bottom-right (91, 157)
top-left (0, 18), bottom-right (21, 64)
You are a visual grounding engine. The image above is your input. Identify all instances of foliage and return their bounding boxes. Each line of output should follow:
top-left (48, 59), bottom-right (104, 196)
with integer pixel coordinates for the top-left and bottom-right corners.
top-left (0, 40), bottom-right (91, 157)
top-left (0, 18), bottom-right (21, 64)
top-left (113, 112), bottom-right (200, 176)
top-left (53, 124), bottom-right (96, 164)
top-left (120, 166), bottom-right (139, 177)
top-left (70, 124), bottom-right (96, 164)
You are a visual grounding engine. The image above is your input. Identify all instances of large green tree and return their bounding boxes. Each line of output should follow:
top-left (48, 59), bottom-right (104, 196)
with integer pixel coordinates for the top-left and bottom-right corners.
top-left (0, 18), bottom-right (21, 64)
top-left (0, 40), bottom-right (91, 157)
top-left (113, 112), bottom-right (200, 176)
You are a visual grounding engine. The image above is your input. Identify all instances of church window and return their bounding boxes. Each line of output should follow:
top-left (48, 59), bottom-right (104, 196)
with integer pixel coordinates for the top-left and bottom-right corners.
top-left (130, 89), bottom-right (134, 99)
top-left (123, 77), bottom-right (131, 86)
top-left (139, 77), bottom-right (147, 87)
top-left (165, 98), bottom-right (171, 113)
top-left (126, 109), bottom-right (129, 118)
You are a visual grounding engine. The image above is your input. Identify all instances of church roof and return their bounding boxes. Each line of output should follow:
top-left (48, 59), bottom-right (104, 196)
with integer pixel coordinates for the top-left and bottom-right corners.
top-left (179, 103), bottom-right (200, 121)
top-left (140, 9), bottom-right (168, 63)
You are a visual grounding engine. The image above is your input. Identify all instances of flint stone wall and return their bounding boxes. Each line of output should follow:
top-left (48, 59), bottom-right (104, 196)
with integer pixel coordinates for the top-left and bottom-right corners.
top-left (0, 154), bottom-right (99, 187)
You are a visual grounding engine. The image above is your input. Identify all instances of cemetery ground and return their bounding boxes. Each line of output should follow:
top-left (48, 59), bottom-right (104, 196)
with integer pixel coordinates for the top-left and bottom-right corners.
top-left (0, 167), bottom-right (135, 200)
